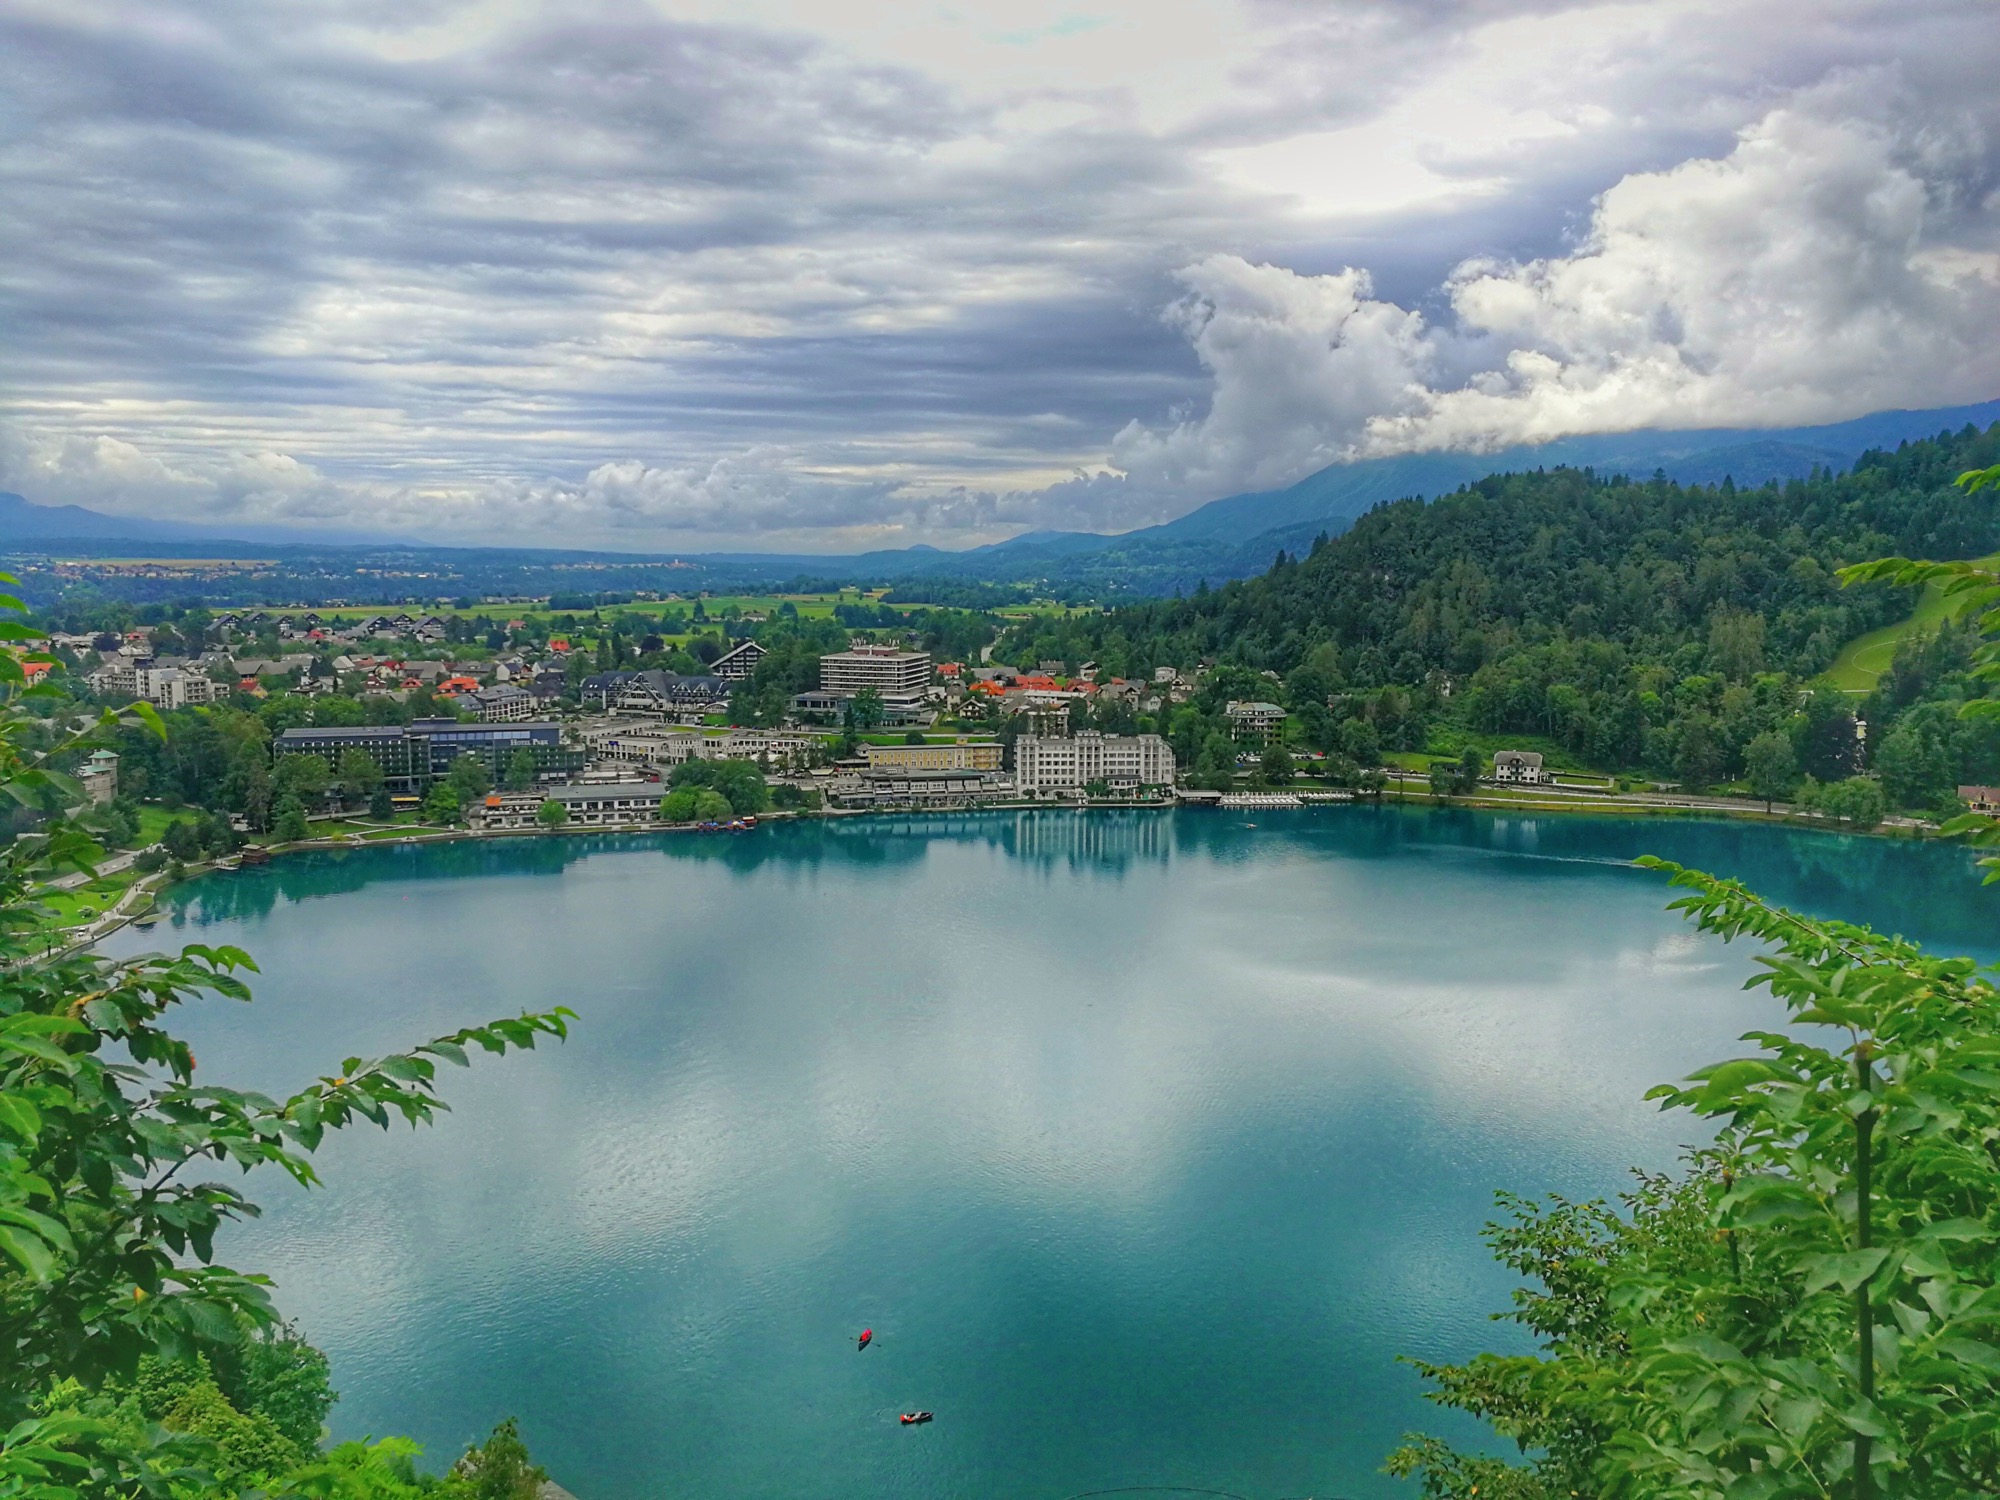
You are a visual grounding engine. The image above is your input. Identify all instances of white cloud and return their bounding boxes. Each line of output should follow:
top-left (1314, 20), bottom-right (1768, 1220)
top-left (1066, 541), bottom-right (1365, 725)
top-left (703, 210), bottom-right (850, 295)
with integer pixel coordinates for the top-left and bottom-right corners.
top-left (1373, 89), bottom-right (2000, 451)
top-left (1106, 257), bottom-right (1433, 500)
top-left (0, 424), bottom-right (353, 522)
top-left (1106, 82), bottom-right (2000, 506)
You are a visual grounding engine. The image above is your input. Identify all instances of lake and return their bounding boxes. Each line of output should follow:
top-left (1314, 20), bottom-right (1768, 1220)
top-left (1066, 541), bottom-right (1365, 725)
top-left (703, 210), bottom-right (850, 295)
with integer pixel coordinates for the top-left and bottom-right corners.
top-left (101, 808), bottom-right (2000, 1500)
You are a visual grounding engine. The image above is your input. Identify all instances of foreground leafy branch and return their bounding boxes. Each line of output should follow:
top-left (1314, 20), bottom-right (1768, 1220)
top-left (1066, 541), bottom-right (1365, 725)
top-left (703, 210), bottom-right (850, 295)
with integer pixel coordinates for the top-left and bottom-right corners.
top-left (0, 575), bottom-right (575, 1496)
top-left (1391, 858), bottom-right (2000, 1499)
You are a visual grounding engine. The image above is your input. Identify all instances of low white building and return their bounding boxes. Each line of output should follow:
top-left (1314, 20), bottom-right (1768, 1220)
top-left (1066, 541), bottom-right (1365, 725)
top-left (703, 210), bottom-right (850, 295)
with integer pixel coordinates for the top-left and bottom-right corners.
top-left (1014, 732), bottom-right (1176, 797)
top-left (473, 781), bottom-right (663, 829)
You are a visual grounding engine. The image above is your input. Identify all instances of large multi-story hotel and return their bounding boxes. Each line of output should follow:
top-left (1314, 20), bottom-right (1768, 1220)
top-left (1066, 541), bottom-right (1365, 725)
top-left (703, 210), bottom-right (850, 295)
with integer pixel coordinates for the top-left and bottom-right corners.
top-left (1014, 732), bottom-right (1176, 796)
top-left (819, 645), bottom-right (932, 696)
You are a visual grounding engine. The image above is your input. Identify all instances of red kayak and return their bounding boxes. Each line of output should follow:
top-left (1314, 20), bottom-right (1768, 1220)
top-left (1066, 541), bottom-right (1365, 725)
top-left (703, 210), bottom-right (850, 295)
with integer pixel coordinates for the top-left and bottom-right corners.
top-left (899, 1412), bottom-right (933, 1426)
top-left (857, 1329), bottom-right (872, 1350)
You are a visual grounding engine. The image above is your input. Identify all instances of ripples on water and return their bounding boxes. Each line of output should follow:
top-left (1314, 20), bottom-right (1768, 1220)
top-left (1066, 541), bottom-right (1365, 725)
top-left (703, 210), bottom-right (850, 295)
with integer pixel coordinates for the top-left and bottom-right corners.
top-left (102, 809), bottom-right (1998, 1500)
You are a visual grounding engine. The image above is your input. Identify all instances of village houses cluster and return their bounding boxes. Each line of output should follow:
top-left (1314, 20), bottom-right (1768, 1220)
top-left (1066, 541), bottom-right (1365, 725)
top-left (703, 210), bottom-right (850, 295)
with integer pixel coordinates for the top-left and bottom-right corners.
top-left (43, 610), bottom-right (1192, 828)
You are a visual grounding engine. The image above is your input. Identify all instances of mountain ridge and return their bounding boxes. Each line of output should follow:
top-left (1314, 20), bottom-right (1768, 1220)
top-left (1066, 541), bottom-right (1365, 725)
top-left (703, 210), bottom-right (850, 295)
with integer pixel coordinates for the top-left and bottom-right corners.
top-left (6, 399), bottom-right (1998, 596)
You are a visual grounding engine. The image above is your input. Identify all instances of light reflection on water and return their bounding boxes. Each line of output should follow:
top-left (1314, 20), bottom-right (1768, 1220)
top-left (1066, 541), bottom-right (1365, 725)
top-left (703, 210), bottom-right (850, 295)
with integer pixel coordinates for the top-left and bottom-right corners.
top-left (101, 808), bottom-right (1997, 1500)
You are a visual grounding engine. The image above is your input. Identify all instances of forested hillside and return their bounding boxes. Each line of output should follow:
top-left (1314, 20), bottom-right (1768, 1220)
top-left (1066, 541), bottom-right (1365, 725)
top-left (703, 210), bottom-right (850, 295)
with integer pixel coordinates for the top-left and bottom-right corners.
top-left (1001, 423), bottom-right (2000, 801)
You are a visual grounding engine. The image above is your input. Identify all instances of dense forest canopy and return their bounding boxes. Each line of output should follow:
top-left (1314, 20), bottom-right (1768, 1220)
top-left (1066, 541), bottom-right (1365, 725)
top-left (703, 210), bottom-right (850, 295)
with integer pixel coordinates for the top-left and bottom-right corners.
top-left (999, 424), bottom-right (2000, 803)
top-left (1008, 425), bottom-right (2000, 681)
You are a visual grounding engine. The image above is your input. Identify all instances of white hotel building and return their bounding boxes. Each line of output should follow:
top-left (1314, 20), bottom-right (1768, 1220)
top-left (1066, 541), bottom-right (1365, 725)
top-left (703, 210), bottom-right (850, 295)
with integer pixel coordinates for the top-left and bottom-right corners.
top-left (818, 645), bottom-right (932, 696)
top-left (1014, 732), bottom-right (1176, 797)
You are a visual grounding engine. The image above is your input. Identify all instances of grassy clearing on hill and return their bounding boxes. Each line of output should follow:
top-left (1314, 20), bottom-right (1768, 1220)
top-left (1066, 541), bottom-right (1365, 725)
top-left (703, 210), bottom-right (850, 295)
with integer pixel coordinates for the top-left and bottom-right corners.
top-left (1825, 550), bottom-right (2000, 691)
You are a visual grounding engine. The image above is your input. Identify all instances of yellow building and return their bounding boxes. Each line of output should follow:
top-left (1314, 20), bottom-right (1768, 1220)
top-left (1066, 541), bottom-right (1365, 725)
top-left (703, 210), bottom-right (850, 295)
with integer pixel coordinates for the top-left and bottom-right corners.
top-left (864, 741), bottom-right (1003, 774)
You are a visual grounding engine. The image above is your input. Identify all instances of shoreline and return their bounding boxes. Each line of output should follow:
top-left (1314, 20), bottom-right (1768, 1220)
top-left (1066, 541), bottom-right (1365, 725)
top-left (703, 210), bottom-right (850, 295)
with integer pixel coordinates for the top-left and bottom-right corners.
top-left (71, 786), bottom-right (1939, 952)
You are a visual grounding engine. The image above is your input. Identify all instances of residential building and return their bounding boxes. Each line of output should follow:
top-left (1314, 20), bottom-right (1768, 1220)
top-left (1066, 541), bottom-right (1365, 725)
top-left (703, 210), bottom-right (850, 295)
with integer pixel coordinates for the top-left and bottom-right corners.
top-left (461, 684), bottom-right (537, 721)
top-left (232, 654), bottom-right (315, 680)
top-left (1492, 750), bottom-right (1550, 785)
top-left (581, 670), bottom-right (732, 716)
top-left (710, 639), bottom-right (768, 680)
top-left (1225, 700), bottom-right (1288, 744)
top-left (1014, 732), bottom-right (1176, 796)
top-left (86, 661), bottom-right (137, 698)
top-left (86, 660), bottom-right (219, 708)
top-left (819, 645), bottom-right (931, 696)
top-left (135, 665), bottom-right (220, 710)
top-left (864, 741), bottom-right (1003, 774)
top-left (1962, 785), bottom-right (2000, 813)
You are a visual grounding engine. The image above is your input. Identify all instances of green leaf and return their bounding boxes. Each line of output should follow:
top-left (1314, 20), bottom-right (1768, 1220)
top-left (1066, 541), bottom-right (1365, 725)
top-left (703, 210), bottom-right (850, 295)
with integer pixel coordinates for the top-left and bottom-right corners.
top-left (0, 1222), bottom-right (58, 1281)
top-left (0, 1093), bottom-right (42, 1141)
top-left (1936, 1338), bottom-right (2000, 1375)
top-left (1801, 1246), bottom-right (1891, 1295)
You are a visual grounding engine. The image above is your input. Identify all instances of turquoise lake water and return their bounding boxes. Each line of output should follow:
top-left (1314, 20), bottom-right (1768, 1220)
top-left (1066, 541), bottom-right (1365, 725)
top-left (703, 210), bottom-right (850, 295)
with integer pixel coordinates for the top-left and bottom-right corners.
top-left (102, 808), bottom-right (2000, 1500)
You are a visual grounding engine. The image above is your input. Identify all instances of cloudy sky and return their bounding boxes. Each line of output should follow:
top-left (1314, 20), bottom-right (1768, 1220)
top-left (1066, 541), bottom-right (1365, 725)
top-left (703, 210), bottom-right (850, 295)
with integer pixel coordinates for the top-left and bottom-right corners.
top-left (3, 0), bottom-right (1998, 552)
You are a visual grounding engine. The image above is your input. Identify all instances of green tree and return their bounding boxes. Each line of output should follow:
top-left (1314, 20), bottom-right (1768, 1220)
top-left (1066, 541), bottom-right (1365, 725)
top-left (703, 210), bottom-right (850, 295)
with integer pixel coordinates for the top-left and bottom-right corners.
top-left (452, 1417), bottom-right (546, 1500)
top-left (847, 687), bottom-right (885, 731)
top-left (502, 748), bottom-right (538, 792)
top-left (208, 1322), bottom-right (334, 1452)
top-left (337, 747), bottom-right (385, 803)
top-left (1872, 719), bottom-right (1953, 811)
top-left (661, 786), bottom-right (734, 822)
top-left (1743, 728), bottom-right (1799, 811)
top-left (536, 799), bottom-right (568, 828)
top-left (1259, 741), bottom-right (1294, 785)
top-left (445, 752), bottom-right (492, 802)
top-left (424, 781), bottom-right (463, 824)
top-left (1337, 716), bottom-right (1382, 765)
top-left (1820, 774), bottom-right (1888, 828)
top-left (669, 758), bottom-right (769, 815)
top-left (274, 751), bottom-right (331, 806)
top-left (368, 784), bottom-right (396, 821)
top-left (1193, 731), bottom-right (1235, 792)
top-left (272, 794), bottom-right (310, 842)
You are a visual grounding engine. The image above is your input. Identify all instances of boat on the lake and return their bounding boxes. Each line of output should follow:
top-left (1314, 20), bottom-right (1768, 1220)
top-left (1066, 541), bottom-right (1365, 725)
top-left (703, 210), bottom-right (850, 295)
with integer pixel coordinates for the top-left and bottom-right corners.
top-left (899, 1412), bottom-right (932, 1426)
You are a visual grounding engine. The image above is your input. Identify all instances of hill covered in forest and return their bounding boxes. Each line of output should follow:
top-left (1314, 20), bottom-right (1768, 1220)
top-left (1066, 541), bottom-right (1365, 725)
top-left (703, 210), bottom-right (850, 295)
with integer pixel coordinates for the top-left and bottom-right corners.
top-left (1001, 421), bottom-right (2000, 803)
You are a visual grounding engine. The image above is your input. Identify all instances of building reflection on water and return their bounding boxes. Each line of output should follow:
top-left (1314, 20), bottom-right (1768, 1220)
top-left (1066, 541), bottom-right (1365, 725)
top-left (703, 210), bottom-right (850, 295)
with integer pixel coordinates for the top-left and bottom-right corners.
top-left (136, 805), bottom-right (2000, 962)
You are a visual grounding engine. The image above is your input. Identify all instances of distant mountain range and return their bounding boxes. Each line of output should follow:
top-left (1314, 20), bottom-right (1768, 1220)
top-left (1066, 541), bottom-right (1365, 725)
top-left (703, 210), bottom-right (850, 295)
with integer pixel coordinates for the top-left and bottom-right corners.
top-left (6, 398), bottom-right (1999, 598)
top-left (0, 491), bottom-right (410, 549)
top-left (764, 398), bottom-right (2000, 594)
